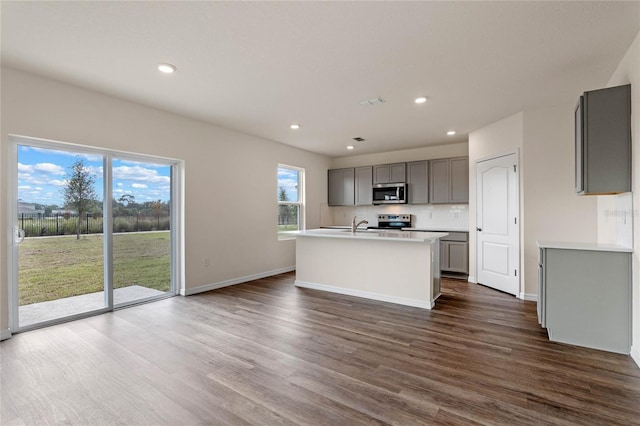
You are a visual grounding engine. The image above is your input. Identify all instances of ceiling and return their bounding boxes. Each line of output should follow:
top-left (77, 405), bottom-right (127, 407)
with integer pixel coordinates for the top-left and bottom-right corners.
top-left (1, 1), bottom-right (638, 158)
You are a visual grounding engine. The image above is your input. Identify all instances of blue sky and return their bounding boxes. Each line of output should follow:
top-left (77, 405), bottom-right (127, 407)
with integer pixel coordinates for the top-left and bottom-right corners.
top-left (277, 167), bottom-right (299, 202)
top-left (18, 146), bottom-right (171, 206)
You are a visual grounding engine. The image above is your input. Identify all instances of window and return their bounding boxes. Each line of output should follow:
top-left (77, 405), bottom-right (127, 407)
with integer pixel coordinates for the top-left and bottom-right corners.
top-left (277, 164), bottom-right (304, 238)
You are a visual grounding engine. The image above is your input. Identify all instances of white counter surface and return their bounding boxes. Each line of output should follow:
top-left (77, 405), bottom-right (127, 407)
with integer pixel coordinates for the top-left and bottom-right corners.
top-left (403, 227), bottom-right (469, 232)
top-left (290, 228), bottom-right (448, 243)
top-left (537, 241), bottom-right (633, 253)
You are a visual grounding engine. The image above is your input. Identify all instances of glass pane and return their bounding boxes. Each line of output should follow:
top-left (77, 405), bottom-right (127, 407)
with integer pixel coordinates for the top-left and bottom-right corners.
top-left (278, 204), bottom-right (299, 232)
top-left (277, 167), bottom-right (299, 202)
top-left (112, 159), bottom-right (172, 306)
top-left (17, 145), bottom-right (106, 327)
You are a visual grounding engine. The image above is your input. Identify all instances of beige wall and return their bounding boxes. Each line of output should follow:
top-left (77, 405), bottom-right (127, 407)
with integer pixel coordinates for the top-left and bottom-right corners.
top-left (0, 67), bottom-right (332, 334)
top-left (602, 30), bottom-right (640, 363)
top-left (468, 113), bottom-right (524, 285)
top-left (331, 143), bottom-right (468, 169)
top-left (521, 104), bottom-right (599, 296)
top-left (469, 105), bottom-right (599, 298)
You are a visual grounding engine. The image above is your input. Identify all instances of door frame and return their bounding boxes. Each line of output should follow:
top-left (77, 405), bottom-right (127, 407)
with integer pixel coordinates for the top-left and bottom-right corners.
top-left (474, 150), bottom-right (522, 298)
top-left (8, 134), bottom-right (184, 333)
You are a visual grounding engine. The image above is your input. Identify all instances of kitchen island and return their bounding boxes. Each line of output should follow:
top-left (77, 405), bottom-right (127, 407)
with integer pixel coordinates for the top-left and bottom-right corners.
top-left (288, 229), bottom-right (448, 309)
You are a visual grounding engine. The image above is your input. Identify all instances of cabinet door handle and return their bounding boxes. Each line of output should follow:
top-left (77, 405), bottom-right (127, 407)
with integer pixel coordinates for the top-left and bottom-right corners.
top-left (476, 227), bottom-right (482, 232)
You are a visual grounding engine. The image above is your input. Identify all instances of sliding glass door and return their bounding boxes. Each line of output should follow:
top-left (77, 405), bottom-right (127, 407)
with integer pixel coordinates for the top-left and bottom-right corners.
top-left (10, 137), bottom-right (179, 331)
top-left (112, 158), bottom-right (172, 307)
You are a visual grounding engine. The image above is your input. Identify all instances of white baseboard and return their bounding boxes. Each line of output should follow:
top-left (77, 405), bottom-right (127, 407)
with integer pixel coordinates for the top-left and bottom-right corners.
top-left (519, 292), bottom-right (537, 301)
top-left (0, 329), bottom-right (12, 341)
top-left (632, 345), bottom-right (640, 368)
top-left (182, 266), bottom-right (295, 296)
top-left (295, 280), bottom-right (433, 310)
top-left (467, 276), bottom-right (476, 283)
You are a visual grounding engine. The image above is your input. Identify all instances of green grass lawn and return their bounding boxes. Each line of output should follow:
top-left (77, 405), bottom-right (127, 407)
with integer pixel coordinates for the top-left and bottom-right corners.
top-left (19, 231), bottom-right (170, 306)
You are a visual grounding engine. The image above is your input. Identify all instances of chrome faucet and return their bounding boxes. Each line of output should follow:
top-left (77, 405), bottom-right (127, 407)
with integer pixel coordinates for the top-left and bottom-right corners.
top-left (351, 216), bottom-right (369, 233)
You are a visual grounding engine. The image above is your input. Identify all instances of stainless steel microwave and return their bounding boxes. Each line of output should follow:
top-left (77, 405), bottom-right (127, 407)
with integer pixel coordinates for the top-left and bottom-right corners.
top-left (372, 183), bottom-right (408, 205)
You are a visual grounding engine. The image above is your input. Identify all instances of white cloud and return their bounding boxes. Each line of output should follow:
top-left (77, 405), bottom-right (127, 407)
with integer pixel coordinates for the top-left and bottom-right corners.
top-left (131, 183), bottom-right (148, 189)
top-left (18, 185), bottom-right (31, 190)
top-left (113, 165), bottom-right (170, 184)
top-left (34, 163), bottom-right (65, 175)
top-left (18, 163), bottom-right (33, 173)
top-left (27, 147), bottom-right (103, 162)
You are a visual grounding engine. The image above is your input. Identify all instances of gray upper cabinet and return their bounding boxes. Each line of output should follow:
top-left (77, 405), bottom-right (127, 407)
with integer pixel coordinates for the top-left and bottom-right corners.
top-left (328, 168), bottom-right (355, 206)
top-left (355, 166), bottom-right (373, 205)
top-left (407, 161), bottom-right (429, 204)
top-left (575, 84), bottom-right (631, 195)
top-left (429, 157), bottom-right (469, 204)
top-left (373, 163), bottom-right (406, 184)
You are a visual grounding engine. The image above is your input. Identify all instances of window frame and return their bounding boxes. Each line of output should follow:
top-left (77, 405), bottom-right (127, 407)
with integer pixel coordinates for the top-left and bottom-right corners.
top-left (277, 164), bottom-right (305, 239)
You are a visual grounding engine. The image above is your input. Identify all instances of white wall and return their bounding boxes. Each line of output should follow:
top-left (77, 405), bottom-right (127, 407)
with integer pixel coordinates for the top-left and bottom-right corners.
top-left (521, 104), bottom-right (599, 297)
top-left (601, 30), bottom-right (640, 365)
top-left (0, 67), bottom-right (332, 334)
top-left (469, 105), bottom-right (600, 298)
top-left (468, 113), bottom-right (525, 285)
top-left (331, 143), bottom-right (468, 169)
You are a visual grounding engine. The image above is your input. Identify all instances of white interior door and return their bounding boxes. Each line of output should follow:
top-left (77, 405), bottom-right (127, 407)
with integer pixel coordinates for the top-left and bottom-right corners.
top-left (476, 153), bottom-right (520, 296)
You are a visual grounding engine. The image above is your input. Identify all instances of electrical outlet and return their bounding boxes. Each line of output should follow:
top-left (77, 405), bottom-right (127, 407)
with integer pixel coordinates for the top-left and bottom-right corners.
top-left (204, 257), bottom-right (210, 267)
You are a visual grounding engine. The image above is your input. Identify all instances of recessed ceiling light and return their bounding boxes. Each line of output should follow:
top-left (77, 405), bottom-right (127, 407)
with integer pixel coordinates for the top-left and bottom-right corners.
top-left (447, 130), bottom-right (456, 136)
top-left (347, 145), bottom-right (355, 150)
top-left (290, 124), bottom-right (300, 130)
top-left (157, 63), bottom-right (176, 74)
top-left (414, 97), bottom-right (428, 104)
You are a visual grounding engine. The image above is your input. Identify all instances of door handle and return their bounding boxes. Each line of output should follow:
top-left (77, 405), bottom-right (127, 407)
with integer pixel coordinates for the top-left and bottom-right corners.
top-left (476, 228), bottom-right (482, 232)
top-left (14, 227), bottom-right (25, 244)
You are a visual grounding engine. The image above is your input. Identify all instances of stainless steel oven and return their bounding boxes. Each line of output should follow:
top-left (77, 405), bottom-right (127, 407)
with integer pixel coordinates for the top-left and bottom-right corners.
top-left (367, 214), bottom-right (412, 230)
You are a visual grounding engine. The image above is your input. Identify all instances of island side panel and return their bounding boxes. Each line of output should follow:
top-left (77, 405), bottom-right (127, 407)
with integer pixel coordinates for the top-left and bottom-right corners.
top-left (295, 236), bottom-right (434, 309)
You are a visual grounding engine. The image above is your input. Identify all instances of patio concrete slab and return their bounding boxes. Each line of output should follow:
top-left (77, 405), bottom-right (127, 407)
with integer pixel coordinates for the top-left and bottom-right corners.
top-left (19, 286), bottom-right (168, 327)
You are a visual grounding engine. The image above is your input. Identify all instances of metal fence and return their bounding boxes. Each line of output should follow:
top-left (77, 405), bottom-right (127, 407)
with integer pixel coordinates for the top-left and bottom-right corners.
top-left (18, 213), bottom-right (170, 237)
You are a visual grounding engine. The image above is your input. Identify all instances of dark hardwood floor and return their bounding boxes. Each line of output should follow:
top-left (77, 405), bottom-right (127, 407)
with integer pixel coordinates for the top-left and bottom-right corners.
top-left (2, 272), bottom-right (639, 425)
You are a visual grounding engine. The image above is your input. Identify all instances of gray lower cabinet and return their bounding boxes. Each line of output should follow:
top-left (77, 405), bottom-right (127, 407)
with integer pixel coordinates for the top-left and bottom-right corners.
top-left (439, 232), bottom-right (469, 274)
top-left (355, 166), bottom-right (373, 205)
top-left (328, 168), bottom-right (354, 206)
top-left (429, 157), bottom-right (468, 204)
top-left (538, 247), bottom-right (631, 354)
top-left (407, 161), bottom-right (428, 204)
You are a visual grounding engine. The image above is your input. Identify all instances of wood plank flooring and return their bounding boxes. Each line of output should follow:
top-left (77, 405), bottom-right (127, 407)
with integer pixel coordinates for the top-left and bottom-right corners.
top-left (1, 272), bottom-right (639, 425)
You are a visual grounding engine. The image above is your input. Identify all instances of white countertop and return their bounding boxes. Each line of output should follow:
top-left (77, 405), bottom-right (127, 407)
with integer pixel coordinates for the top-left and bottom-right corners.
top-left (537, 241), bottom-right (633, 253)
top-left (289, 228), bottom-right (448, 243)
top-left (403, 227), bottom-right (469, 232)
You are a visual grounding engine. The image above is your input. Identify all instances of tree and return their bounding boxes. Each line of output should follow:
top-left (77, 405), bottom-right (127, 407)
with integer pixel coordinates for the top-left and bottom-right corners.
top-left (150, 199), bottom-right (164, 228)
top-left (278, 186), bottom-right (292, 226)
top-left (118, 194), bottom-right (135, 206)
top-left (62, 159), bottom-right (97, 239)
top-left (278, 186), bottom-right (289, 202)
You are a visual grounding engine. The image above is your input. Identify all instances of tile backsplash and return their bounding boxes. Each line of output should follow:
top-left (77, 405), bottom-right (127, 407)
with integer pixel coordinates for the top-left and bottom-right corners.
top-left (322, 204), bottom-right (469, 231)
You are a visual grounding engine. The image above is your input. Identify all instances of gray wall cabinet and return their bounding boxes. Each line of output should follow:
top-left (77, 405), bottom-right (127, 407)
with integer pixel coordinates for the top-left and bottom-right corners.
top-left (355, 166), bottom-right (373, 205)
top-left (575, 84), bottom-right (631, 195)
top-left (439, 232), bottom-right (469, 274)
top-left (328, 168), bottom-right (355, 206)
top-left (373, 163), bottom-right (406, 184)
top-left (429, 157), bottom-right (469, 204)
top-left (407, 161), bottom-right (429, 204)
top-left (538, 247), bottom-right (631, 354)
top-left (329, 156), bottom-right (468, 205)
